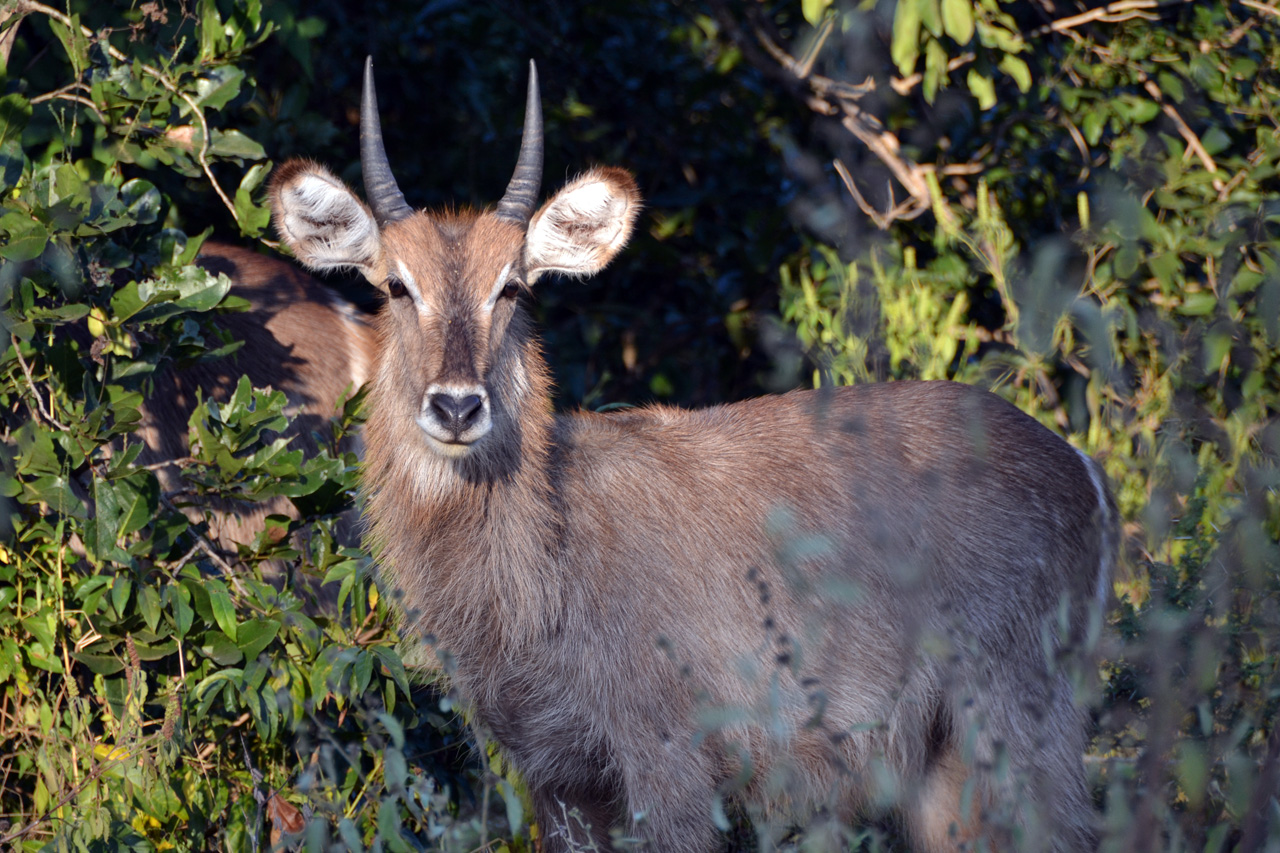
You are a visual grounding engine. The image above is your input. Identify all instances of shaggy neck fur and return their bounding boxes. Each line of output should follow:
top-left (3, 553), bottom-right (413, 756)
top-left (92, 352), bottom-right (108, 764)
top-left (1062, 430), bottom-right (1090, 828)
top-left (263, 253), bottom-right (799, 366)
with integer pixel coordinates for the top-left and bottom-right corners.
top-left (362, 308), bottom-right (564, 657)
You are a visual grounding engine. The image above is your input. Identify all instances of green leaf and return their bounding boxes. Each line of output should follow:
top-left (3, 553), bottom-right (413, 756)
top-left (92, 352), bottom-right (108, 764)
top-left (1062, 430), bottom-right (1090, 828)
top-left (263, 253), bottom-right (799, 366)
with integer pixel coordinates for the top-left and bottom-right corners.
top-left (22, 475), bottom-right (85, 518)
top-left (1200, 126), bottom-right (1231, 156)
top-left (1158, 71), bottom-right (1186, 103)
top-left (999, 54), bottom-right (1032, 93)
top-left (0, 140), bottom-right (24, 193)
top-left (197, 0), bottom-right (227, 61)
top-left (27, 643), bottom-right (64, 673)
top-left (377, 795), bottom-right (413, 853)
top-left (200, 632), bottom-right (244, 666)
top-left (923, 39), bottom-right (948, 103)
top-left (206, 580), bottom-right (238, 643)
top-left (237, 618), bottom-right (281, 660)
top-left (109, 281), bottom-right (150, 323)
top-left (1113, 95), bottom-right (1160, 125)
top-left (234, 164), bottom-right (272, 237)
top-left (920, 0), bottom-right (943, 38)
top-left (1081, 108), bottom-right (1106, 145)
top-left (93, 479), bottom-right (132, 561)
top-left (384, 748), bottom-right (408, 790)
top-left (941, 0), bottom-right (974, 44)
top-left (208, 130), bottom-right (266, 160)
top-left (193, 669), bottom-right (243, 708)
top-left (70, 651), bottom-right (125, 675)
top-left (353, 650), bottom-right (374, 695)
top-left (0, 212), bottom-right (49, 262)
top-left (891, 0), bottom-right (923, 76)
top-left (966, 69), bottom-right (997, 110)
top-left (52, 163), bottom-right (87, 209)
top-left (801, 0), bottom-right (832, 26)
top-left (121, 179), bottom-right (163, 226)
top-left (139, 586), bottom-right (162, 633)
top-left (193, 66), bottom-right (247, 112)
top-left (373, 646), bottom-right (411, 699)
top-left (111, 575), bottom-right (133, 615)
top-left (499, 779), bottom-right (525, 836)
top-left (113, 471), bottom-right (160, 539)
top-left (1178, 291), bottom-right (1217, 316)
top-left (166, 585), bottom-right (195, 638)
top-left (0, 93), bottom-right (32, 148)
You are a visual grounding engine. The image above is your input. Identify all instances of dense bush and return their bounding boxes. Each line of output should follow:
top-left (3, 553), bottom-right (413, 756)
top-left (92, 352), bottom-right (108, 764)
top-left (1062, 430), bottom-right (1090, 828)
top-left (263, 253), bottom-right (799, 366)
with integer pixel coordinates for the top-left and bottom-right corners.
top-left (0, 0), bottom-right (1277, 850)
top-left (736, 1), bottom-right (1280, 849)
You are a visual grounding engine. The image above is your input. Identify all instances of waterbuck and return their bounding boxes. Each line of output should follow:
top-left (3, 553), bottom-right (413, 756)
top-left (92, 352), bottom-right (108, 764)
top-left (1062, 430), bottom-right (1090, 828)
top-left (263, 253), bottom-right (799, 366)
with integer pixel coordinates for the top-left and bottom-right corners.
top-left (268, 58), bottom-right (1118, 852)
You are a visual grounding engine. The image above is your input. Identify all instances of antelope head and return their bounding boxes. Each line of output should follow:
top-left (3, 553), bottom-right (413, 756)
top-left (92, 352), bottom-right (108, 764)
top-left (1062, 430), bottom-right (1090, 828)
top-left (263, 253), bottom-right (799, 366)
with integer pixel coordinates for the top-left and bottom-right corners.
top-left (269, 59), bottom-right (641, 459)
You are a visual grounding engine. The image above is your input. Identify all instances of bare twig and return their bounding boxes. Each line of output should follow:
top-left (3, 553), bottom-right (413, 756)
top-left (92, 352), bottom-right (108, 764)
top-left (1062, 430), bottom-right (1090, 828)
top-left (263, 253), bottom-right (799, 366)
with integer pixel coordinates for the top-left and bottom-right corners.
top-left (33, 92), bottom-right (108, 123)
top-left (0, 5), bottom-right (19, 71)
top-left (1141, 78), bottom-right (1218, 175)
top-left (1239, 0), bottom-right (1280, 18)
top-left (839, 108), bottom-right (936, 224)
top-left (712, 1), bottom-right (968, 226)
top-left (11, 334), bottom-right (71, 431)
top-left (1061, 115), bottom-right (1094, 182)
top-left (891, 53), bottom-right (976, 97)
top-left (140, 456), bottom-right (197, 471)
top-left (834, 159), bottom-right (927, 230)
top-left (1029, 0), bottom-right (1165, 37)
top-left (158, 495), bottom-right (251, 595)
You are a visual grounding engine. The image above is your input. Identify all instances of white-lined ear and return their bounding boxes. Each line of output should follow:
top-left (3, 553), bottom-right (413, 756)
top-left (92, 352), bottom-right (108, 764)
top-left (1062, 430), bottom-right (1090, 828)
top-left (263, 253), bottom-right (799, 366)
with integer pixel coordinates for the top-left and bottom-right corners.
top-left (270, 159), bottom-right (381, 275)
top-left (525, 167), bottom-right (640, 284)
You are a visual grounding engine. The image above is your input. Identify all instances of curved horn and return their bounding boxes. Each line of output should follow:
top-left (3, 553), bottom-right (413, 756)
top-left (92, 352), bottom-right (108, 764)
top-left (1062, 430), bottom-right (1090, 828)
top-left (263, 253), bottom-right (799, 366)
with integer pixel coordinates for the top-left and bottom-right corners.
top-left (495, 60), bottom-right (543, 227)
top-left (360, 56), bottom-right (414, 226)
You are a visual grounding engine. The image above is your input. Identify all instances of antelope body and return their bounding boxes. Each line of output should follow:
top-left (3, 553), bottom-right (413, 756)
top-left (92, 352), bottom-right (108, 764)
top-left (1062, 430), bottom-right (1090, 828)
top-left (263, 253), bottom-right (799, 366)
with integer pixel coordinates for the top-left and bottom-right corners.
top-left (137, 242), bottom-right (376, 551)
top-left (270, 59), bottom-right (1117, 852)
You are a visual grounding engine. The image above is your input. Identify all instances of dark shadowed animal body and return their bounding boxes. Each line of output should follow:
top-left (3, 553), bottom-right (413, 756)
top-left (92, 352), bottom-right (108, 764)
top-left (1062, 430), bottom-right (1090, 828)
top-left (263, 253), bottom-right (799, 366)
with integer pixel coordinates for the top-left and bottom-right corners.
top-left (137, 242), bottom-right (377, 551)
top-left (268, 58), bottom-right (1118, 853)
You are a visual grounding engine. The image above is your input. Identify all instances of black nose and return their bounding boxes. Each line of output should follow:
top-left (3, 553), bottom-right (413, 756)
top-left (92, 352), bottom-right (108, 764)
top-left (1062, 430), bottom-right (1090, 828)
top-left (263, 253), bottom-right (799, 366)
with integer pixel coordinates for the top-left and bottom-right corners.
top-left (429, 393), bottom-right (484, 435)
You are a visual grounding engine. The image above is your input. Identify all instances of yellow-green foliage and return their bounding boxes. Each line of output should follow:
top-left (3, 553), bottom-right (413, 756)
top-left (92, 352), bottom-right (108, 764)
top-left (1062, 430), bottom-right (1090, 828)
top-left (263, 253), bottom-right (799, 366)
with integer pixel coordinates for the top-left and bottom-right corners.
top-left (776, 2), bottom-right (1280, 847)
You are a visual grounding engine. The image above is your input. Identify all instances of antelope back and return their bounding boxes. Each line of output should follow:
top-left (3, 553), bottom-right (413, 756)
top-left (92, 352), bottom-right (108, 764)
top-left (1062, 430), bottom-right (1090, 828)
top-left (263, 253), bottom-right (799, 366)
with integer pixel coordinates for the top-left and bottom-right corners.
top-left (137, 241), bottom-right (376, 549)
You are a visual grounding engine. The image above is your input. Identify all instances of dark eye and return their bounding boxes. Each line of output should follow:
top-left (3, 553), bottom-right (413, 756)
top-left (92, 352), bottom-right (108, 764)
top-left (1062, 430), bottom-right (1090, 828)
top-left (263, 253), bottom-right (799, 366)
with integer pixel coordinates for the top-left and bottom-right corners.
top-left (501, 279), bottom-right (520, 300)
top-left (386, 275), bottom-right (407, 299)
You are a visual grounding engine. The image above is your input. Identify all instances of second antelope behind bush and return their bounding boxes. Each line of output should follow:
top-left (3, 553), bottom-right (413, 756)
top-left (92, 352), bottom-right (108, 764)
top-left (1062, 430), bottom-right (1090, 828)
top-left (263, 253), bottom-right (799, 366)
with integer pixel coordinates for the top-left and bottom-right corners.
top-left (269, 58), bottom-right (1118, 853)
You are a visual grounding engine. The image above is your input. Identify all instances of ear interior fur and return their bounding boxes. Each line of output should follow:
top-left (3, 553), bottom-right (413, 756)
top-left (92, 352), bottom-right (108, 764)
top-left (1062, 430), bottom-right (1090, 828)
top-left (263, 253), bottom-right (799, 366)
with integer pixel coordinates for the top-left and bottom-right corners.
top-left (525, 167), bottom-right (640, 283)
top-left (269, 159), bottom-right (381, 275)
